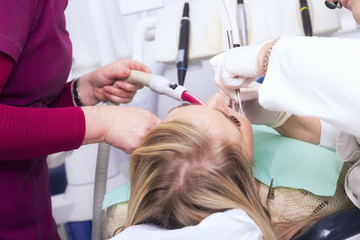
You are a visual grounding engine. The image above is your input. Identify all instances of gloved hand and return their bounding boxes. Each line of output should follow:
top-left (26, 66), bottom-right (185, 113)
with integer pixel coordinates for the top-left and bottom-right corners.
top-left (209, 44), bottom-right (264, 102)
top-left (240, 83), bottom-right (292, 128)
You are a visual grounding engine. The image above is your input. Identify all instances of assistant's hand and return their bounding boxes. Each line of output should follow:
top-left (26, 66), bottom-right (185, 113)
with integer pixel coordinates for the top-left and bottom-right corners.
top-left (77, 59), bottom-right (151, 106)
top-left (209, 45), bottom-right (263, 102)
top-left (82, 105), bottom-right (161, 154)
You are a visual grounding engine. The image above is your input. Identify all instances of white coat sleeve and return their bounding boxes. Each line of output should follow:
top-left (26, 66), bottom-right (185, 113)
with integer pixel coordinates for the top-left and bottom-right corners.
top-left (258, 36), bottom-right (360, 137)
top-left (319, 119), bottom-right (339, 149)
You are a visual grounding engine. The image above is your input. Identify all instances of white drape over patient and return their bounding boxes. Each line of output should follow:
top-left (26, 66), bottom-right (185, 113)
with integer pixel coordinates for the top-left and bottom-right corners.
top-left (110, 209), bottom-right (263, 240)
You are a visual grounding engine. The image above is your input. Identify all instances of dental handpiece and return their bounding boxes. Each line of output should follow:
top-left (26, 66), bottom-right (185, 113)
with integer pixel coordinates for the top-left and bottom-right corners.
top-left (126, 70), bottom-right (204, 105)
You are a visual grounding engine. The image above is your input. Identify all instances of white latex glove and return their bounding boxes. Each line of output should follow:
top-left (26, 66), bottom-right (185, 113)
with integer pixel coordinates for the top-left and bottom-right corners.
top-left (240, 83), bottom-right (292, 128)
top-left (210, 45), bottom-right (263, 102)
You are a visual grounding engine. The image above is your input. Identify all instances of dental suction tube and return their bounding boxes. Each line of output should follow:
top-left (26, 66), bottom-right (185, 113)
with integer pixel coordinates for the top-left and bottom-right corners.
top-left (127, 70), bottom-right (204, 105)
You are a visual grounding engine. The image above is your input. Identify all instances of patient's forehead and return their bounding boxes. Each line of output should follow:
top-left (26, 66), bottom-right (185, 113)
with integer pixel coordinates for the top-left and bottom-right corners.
top-left (163, 104), bottom-right (219, 124)
top-left (163, 101), bottom-right (254, 162)
top-left (162, 104), bottom-right (239, 140)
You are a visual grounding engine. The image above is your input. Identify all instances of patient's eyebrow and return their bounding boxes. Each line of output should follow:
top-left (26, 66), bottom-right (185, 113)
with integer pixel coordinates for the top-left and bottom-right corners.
top-left (168, 102), bottom-right (242, 134)
top-left (215, 109), bottom-right (242, 130)
top-left (168, 104), bottom-right (242, 131)
top-left (168, 102), bottom-right (191, 113)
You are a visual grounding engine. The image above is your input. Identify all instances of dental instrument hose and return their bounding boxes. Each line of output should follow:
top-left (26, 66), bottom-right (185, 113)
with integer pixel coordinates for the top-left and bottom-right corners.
top-left (92, 142), bottom-right (111, 240)
top-left (92, 101), bottom-right (116, 240)
top-left (91, 70), bottom-right (204, 240)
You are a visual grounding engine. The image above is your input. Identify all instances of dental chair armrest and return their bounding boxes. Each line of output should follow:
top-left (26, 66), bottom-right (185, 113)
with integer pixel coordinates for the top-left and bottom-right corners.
top-left (292, 208), bottom-right (360, 240)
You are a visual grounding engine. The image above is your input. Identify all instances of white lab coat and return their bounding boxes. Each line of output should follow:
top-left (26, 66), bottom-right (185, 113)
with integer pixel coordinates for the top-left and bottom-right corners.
top-left (258, 36), bottom-right (360, 208)
top-left (110, 209), bottom-right (263, 240)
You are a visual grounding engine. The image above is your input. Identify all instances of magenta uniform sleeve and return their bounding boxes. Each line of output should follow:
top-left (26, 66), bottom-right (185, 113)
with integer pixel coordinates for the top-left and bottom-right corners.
top-left (0, 104), bottom-right (86, 161)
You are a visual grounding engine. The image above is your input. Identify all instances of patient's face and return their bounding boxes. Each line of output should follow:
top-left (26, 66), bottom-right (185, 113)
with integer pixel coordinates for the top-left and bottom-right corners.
top-left (350, 0), bottom-right (360, 24)
top-left (163, 93), bottom-right (254, 161)
top-left (328, 0), bottom-right (360, 23)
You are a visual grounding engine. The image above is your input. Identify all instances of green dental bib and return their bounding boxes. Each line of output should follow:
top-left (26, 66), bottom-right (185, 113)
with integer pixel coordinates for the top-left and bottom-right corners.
top-left (252, 126), bottom-right (343, 196)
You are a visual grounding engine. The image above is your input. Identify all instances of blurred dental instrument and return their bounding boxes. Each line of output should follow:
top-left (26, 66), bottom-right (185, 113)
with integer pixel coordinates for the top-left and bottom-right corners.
top-left (224, 0), bottom-right (240, 48)
top-left (176, 1), bottom-right (190, 86)
top-left (223, 0), bottom-right (244, 114)
top-left (237, 0), bottom-right (247, 46)
top-left (300, 0), bottom-right (313, 36)
top-left (324, 1), bottom-right (342, 9)
top-left (127, 70), bottom-right (204, 105)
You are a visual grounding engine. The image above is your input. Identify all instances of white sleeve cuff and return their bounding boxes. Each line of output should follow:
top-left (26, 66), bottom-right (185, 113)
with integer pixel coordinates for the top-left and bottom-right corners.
top-left (320, 119), bottom-right (339, 149)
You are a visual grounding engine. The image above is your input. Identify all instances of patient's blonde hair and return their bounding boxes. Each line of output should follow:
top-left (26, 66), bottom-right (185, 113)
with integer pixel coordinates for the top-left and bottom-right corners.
top-left (125, 121), bottom-right (277, 240)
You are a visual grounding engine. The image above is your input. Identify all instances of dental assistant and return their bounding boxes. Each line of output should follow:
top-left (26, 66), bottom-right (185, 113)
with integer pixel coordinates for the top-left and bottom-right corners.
top-left (0, 1), bottom-right (160, 239)
top-left (210, 0), bottom-right (360, 209)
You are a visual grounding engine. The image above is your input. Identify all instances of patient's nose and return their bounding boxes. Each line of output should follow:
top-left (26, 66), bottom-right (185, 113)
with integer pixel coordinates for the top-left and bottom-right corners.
top-left (205, 93), bottom-right (226, 110)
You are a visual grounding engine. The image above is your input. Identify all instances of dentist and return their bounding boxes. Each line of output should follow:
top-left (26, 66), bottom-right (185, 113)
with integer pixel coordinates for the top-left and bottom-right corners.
top-left (210, 0), bottom-right (360, 210)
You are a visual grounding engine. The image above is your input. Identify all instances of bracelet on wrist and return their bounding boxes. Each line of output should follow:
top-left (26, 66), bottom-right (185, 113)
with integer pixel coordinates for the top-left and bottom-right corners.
top-left (262, 38), bottom-right (279, 75)
top-left (72, 78), bottom-right (83, 107)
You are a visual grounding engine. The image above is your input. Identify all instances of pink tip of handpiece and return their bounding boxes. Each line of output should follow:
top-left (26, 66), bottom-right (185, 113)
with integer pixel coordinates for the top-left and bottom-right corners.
top-left (181, 91), bottom-right (205, 105)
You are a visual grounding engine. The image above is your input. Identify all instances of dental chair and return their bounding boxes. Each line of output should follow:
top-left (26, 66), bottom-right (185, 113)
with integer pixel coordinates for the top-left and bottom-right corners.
top-left (101, 198), bottom-right (360, 240)
top-left (102, 196), bottom-right (360, 240)
top-left (293, 208), bottom-right (360, 240)
top-left (101, 127), bottom-right (360, 240)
